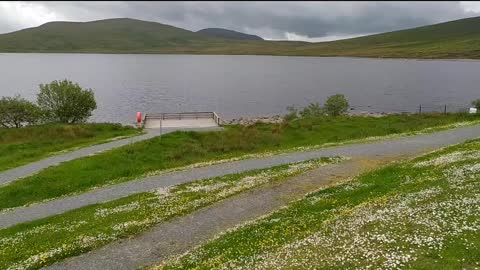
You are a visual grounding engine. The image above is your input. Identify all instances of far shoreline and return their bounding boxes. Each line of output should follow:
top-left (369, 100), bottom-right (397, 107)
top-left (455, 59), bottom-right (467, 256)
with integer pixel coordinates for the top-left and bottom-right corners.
top-left (1, 51), bottom-right (480, 62)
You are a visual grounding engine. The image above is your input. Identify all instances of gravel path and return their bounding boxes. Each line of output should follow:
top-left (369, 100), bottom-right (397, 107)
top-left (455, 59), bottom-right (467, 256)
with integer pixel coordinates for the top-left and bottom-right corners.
top-left (0, 127), bottom-right (222, 186)
top-left (43, 157), bottom-right (401, 270)
top-left (1, 124), bottom-right (479, 231)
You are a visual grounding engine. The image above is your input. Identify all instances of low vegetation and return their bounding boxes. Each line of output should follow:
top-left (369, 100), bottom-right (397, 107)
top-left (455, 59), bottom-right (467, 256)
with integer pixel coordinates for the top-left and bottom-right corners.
top-left (0, 123), bottom-right (141, 172)
top-left (0, 113), bottom-right (479, 211)
top-left (298, 102), bottom-right (323, 118)
top-left (324, 93), bottom-right (349, 116)
top-left (155, 139), bottom-right (480, 270)
top-left (0, 157), bottom-right (341, 270)
top-left (288, 94), bottom-right (350, 119)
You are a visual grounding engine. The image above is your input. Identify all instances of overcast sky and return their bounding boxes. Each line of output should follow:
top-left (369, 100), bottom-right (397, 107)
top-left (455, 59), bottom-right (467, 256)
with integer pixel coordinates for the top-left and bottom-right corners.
top-left (1, 1), bottom-right (480, 41)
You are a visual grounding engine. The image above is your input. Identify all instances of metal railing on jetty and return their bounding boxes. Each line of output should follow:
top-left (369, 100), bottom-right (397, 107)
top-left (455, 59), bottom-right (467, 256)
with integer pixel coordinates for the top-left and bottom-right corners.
top-left (143, 112), bottom-right (222, 125)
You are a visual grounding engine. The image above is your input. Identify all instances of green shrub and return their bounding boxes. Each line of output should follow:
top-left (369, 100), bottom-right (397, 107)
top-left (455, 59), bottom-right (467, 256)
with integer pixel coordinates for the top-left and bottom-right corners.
top-left (284, 105), bottom-right (299, 121)
top-left (37, 80), bottom-right (97, 123)
top-left (0, 95), bottom-right (41, 128)
top-left (299, 102), bottom-right (324, 117)
top-left (324, 94), bottom-right (349, 116)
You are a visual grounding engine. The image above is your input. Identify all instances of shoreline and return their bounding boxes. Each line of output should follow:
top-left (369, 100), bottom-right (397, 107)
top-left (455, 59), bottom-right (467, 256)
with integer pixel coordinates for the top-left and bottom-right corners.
top-left (1, 52), bottom-right (480, 62)
top-left (224, 110), bottom-right (413, 125)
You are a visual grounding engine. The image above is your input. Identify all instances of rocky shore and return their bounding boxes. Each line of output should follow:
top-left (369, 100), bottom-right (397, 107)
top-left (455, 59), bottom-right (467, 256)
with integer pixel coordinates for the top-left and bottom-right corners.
top-left (346, 110), bottom-right (409, 117)
top-left (222, 115), bottom-right (284, 125)
top-left (222, 110), bottom-right (412, 126)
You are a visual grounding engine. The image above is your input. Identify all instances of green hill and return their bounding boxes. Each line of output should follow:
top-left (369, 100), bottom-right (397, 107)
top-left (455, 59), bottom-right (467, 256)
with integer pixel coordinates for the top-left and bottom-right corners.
top-left (0, 16), bottom-right (480, 58)
top-left (0, 18), bottom-right (219, 52)
top-left (196, 28), bottom-right (263, 41)
top-left (293, 15), bottom-right (480, 59)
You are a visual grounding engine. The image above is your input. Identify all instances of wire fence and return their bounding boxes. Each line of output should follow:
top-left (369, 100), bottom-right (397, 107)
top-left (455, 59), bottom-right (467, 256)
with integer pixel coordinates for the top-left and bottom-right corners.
top-left (349, 103), bottom-right (471, 115)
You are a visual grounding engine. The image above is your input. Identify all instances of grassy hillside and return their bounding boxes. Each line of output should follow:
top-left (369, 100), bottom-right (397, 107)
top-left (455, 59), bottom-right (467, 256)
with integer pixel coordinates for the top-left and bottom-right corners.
top-left (1, 16), bottom-right (480, 58)
top-left (294, 16), bottom-right (480, 59)
top-left (196, 28), bottom-right (263, 41)
top-left (0, 18), bottom-right (222, 52)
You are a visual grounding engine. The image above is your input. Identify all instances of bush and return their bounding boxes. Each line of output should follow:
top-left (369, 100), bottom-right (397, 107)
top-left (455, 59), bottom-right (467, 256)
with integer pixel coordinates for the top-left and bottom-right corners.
top-left (472, 99), bottom-right (480, 110)
top-left (324, 94), bottom-right (349, 116)
top-left (299, 102), bottom-right (324, 117)
top-left (0, 95), bottom-right (41, 128)
top-left (284, 105), bottom-right (299, 121)
top-left (37, 80), bottom-right (97, 124)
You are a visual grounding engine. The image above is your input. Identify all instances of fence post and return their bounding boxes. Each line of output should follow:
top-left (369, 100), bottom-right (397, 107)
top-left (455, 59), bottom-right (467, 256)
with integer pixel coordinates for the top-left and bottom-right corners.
top-left (444, 104), bottom-right (447, 115)
top-left (419, 104), bottom-right (422, 114)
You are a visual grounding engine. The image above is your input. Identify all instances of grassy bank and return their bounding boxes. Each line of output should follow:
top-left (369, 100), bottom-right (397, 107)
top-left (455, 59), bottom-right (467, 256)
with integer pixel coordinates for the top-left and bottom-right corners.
top-left (0, 123), bottom-right (142, 172)
top-left (155, 139), bottom-right (480, 270)
top-left (0, 157), bottom-right (341, 270)
top-left (0, 113), bottom-right (479, 211)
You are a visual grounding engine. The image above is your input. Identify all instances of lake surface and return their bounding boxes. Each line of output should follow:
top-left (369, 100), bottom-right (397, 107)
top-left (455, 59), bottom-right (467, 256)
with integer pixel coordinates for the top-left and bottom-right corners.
top-left (1, 53), bottom-right (479, 124)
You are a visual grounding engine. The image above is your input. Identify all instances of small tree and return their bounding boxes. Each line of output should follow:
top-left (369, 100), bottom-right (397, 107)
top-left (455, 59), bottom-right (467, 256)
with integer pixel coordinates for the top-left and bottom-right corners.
top-left (324, 94), bottom-right (349, 116)
top-left (37, 80), bottom-right (97, 124)
top-left (0, 95), bottom-right (41, 128)
top-left (472, 99), bottom-right (480, 110)
top-left (284, 105), bottom-right (299, 121)
top-left (299, 102), bottom-right (324, 117)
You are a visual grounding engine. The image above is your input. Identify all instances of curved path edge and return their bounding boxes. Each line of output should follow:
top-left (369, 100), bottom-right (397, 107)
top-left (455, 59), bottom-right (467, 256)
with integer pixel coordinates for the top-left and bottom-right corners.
top-left (0, 126), bottom-right (223, 186)
top-left (0, 124), bottom-right (479, 230)
top-left (43, 157), bottom-right (408, 270)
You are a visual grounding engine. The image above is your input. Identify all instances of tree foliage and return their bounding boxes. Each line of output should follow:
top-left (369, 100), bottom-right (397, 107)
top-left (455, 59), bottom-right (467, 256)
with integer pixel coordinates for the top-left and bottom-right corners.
top-left (324, 94), bottom-right (349, 116)
top-left (0, 95), bottom-right (41, 128)
top-left (299, 102), bottom-right (324, 117)
top-left (37, 80), bottom-right (97, 124)
top-left (285, 94), bottom-right (351, 120)
top-left (284, 105), bottom-right (299, 121)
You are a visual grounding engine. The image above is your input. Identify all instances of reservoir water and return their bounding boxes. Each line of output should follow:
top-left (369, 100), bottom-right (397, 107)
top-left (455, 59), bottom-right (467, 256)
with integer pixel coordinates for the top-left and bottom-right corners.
top-left (1, 53), bottom-right (479, 124)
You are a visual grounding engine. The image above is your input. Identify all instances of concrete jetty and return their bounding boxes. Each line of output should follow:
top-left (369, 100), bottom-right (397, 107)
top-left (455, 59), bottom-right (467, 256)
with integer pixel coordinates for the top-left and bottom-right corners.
top-left (142, 112), bottom-right (222, 130)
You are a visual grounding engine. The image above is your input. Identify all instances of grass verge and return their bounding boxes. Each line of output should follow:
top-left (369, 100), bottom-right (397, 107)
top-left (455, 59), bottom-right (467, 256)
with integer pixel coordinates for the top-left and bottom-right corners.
top-left (0, 123), bottom-right (142, 172)
top-left (0, 157), bottom-right (342, 270)
top-left (0, 113), bottom-right (479, 211)
top-left (154, 139), bottom-right (480, 270)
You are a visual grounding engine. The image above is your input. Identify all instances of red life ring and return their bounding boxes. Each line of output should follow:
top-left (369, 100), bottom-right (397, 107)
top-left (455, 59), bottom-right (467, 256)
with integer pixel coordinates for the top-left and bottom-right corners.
top-left (136, 112), bottom-right (142, 123)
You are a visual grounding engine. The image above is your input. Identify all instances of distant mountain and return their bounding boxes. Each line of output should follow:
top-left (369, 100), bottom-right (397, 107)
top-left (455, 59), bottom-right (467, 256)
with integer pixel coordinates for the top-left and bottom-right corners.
top-left (196, 28), bottom-right (263, 41)
top-left (0, 18), bottom-right (220, 53)
top-left (1, 16), bottom-right (480, 59)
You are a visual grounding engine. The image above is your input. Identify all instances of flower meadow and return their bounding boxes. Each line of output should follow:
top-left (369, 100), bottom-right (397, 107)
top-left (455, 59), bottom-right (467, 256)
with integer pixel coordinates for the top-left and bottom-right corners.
top-left (155, 140), bottom-right (480, 270)
top-left (0, 157), bottom-right (341, 270)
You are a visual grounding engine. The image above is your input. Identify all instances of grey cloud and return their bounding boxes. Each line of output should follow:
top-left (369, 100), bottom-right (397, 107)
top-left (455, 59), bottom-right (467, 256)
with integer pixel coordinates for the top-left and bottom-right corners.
top-left (3, 1), bottom-right (480, 40)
